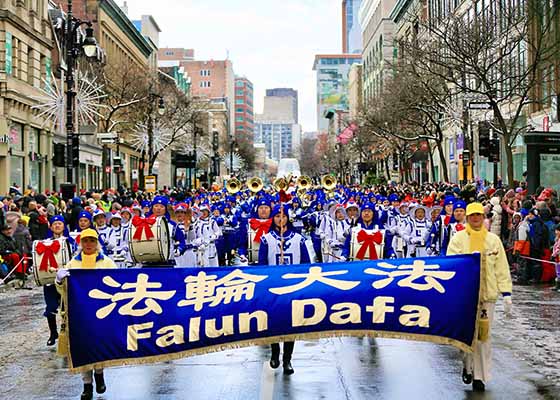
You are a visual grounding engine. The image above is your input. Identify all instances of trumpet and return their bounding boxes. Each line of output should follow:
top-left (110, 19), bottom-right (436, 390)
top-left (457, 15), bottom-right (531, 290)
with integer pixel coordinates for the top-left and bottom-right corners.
top-left (226, 178), bottom-right (242, 194)
top-left (297, 175), bottom-right (312, 191)
top-left (321, 175), bottom-right (337, 191)
top-left (248, 176), bottom-right (263, 193)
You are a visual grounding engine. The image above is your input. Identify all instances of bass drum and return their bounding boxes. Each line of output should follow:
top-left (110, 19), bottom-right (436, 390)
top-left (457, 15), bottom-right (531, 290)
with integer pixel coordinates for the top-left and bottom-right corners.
top-left (128, 216), bottom-right (171, 263)
top-left (32, 237), bottom-right (72, 286)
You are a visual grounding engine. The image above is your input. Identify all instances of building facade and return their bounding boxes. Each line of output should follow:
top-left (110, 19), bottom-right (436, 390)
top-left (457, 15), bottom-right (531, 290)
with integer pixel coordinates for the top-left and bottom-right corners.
top-left (312, 54), bottom-right (361, 134)
top-left (254, 118), bottom-right (301, 162)
top-left (181, 59), bottom-right (235, 135)
top-left (265, 88), bottom-right (298, 123)
top-left (234, 77), bottom-right (254, 143)
top-left (360, 0), bottom-right (397, 104)
top-left (157, 47), bottom-right (195, 66)
top-left (0, 0), bottom-right (54, 194)
top-left (342, 0), bottom-right (363, 54)
top-left (348, 63), bottom-right (363, 119)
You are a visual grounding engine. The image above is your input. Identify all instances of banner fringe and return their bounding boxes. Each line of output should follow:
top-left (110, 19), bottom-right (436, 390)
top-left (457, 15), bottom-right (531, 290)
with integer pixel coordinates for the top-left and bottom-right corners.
top-left (68, 329), bottom-right (474, 374)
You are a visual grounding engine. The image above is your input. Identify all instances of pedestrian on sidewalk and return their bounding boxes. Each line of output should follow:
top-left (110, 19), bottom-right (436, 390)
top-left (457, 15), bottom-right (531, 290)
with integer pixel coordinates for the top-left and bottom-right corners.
top-left (447, 202), bottom-right (513, 393)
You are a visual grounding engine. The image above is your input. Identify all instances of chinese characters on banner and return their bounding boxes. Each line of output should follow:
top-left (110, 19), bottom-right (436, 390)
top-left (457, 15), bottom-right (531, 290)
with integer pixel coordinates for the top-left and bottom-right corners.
top-left (65, 254), bottom-right (480, 373)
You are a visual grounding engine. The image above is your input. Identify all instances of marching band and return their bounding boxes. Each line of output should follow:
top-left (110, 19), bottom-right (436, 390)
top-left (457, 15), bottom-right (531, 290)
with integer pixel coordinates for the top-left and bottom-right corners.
top-left (31, 175), bottom-right (512, 398)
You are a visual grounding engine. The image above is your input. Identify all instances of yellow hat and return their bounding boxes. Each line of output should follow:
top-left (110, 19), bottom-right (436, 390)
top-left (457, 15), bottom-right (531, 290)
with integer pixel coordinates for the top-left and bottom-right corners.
top-left (466, 202), bottom-right (485, 216)
top-left (80, 228), bottom-right (99, 240)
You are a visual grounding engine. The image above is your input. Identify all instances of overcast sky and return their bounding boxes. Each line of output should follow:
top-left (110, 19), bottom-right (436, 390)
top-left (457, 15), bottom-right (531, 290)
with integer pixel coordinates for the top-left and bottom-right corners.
top-left (125, 0), bottom-right (342, 133)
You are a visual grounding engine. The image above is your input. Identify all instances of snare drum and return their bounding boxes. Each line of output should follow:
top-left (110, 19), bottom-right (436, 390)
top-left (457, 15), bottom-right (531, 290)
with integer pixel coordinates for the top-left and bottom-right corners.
top-left (128, 216), bottom-right (170, 263)
top-left (32, 238), bottom-right (72, 286)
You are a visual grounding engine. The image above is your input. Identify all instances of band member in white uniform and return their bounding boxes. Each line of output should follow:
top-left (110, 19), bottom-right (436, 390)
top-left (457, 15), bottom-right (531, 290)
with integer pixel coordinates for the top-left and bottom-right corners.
top-left (237, 198), bottom-right (272, 265)
top-left (92, 209), bottom-right (110, 245)
top-left (258, 204), bottom-right (310, 375)
top-left (324, 203), bottom-right (348, 263)
top-left (106, 213), bottom-right (128, 268)
top-left (173, 203), bottom-right (198, 267)
top-left (146, 196), bottom-right (186, 267)
top-left (388, 202), bottom-right (411, 258)
top-left (193, 204), bottom-right (222, 267)
top-left (402, 205), bottom-right (432, 257)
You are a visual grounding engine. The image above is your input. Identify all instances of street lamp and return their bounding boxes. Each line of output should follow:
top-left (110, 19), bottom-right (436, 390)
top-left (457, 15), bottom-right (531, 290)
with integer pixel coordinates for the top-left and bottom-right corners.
top-left (64, 0), bottom-right (98, 188)
top-left (230, 140), bottom-right (238, 177)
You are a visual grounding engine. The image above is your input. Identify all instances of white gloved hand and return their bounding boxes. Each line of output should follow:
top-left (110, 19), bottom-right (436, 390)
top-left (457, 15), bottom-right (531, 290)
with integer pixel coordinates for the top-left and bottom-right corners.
top-left (503, 295), bottom-right (513, 316)
top-left (239, 255), bottom-right (248, 264)
top-left (193, 238), bottom-right (203, 247)
top-left (55, 268), bottom-right (70, 284)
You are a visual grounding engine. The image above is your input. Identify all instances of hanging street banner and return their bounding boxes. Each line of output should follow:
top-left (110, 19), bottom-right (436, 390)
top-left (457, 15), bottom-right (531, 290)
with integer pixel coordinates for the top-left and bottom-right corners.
top-left (63, 254), bottom-right (481, 373)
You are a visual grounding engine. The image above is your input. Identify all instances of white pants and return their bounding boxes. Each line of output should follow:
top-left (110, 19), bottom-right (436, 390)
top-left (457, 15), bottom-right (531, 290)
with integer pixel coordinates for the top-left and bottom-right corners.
top-left (175, 249), bottom-right (197, 267)
top-left (464, 302), bottom-right (495, 382)
top-left (82, 368), bottom-right (103, 384)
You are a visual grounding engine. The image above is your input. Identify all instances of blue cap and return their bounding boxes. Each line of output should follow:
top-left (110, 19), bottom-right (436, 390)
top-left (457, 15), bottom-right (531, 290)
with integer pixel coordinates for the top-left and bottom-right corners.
top-left (361, 202), bottom-right (376, 212)
top-left (49, 215), bottom-right (66, 225)
top-left (151, 196), bottom-right (169, 207)
top-left (72, 197), bottom-right (81, 206)
top-left (78, 211), bottom-right (92, 222)
top-left (270, 204), bottom-right (290, 219)
top-left (520, 208), bottom-right (529, 217)
top-left (141, 200), bottom-right (151, 208)
top-left (453, 200), bottom-right (467, 211)
top-left (444, 196), bottom-right (455, 206)
top-left (388, 193), bottom-right (400, 203)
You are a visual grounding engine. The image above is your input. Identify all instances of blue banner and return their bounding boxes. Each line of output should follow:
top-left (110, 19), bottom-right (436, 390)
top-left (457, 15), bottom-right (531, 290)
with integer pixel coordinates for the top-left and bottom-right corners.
top-left (64, 254), bottom-right (480, 373)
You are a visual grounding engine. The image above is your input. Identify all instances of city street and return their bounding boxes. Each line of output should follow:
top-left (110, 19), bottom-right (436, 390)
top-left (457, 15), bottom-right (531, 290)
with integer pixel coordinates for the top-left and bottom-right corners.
top-left (1, 283), bottom-right (558, 400)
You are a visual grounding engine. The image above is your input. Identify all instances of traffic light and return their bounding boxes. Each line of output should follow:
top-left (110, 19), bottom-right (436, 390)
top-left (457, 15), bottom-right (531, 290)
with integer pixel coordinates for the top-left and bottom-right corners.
top-left (53, 143), bottom-right (66, 167)
top-left (478, 121), bottom-right (491, 158)
top-left (489, 134), bottom-right (500, 163)
top-left (212, 130), bottom-right (219, 152)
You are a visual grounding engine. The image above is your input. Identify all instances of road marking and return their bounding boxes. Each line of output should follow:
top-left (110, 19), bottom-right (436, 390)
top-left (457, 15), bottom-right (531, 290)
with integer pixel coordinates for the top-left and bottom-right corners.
top-left (259, 361), bottom-right (275, 400)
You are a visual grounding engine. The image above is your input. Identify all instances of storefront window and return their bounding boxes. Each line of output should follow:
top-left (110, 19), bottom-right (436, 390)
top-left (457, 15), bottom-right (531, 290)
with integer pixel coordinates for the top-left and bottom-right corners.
top-left (80, 163), bottom-right (87, 189)
top-left (10, 156), bottom-right (23, 187)
top-left (9, 123), bottom-right (23, 151)
top-left (29, 128), bottom-right (41, 190)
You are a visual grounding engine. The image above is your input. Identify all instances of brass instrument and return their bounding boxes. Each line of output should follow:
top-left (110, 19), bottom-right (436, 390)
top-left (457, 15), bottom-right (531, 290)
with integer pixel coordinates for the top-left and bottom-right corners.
top-left (248, 176), bottom-right (264, 193)
top-left (273, 177), bottom-right (289, 192)
top-left (226, 178), bottom-right (242, 194)
top-left (297, 175), bottom-right (312, 191)
top-left (321, 175), bottom-right (337, 191)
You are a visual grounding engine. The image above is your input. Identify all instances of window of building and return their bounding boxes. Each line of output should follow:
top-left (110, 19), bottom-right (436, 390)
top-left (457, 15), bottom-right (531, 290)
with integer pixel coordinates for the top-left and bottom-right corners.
top-left (235, 99), bottom-right (244, 104)
top-left (27, 47), bottom-right (34, 86)
top-left (236, 126), bottom-right (244, 131)
top-left (236, 90), bottom-right (244, 96)
top-left (236, 108), bottom-right (244, 112)
top-left (236, 81), bottom-right (244, 87)
top-left (165, 51), bottom-right (174, 56)
top-left (236, 116), bottom-right (244, 122)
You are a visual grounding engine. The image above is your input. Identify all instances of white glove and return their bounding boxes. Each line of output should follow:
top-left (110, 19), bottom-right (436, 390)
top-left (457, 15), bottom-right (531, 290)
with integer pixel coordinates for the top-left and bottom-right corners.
top-left (55, 269), bottom-right (70, 284)
top-left (338, 256), bottom-right (347, 262)
top-left (426, 247), bottom-right (433, 256)
top-left (319, 233), bottom-right (326, 240)
top-left (193, 238), bottom-right (203, 247)
top-left (503, 295), bottom-right (512, 316)
top-left (239, 255), bottom-right (248, 264)
top-left (209, 234), bottom-right (217, 242)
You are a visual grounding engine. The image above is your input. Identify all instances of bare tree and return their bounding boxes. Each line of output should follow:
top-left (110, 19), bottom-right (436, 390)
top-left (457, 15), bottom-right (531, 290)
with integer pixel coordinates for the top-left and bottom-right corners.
top-left (399, 1), bottom-right (560, 184)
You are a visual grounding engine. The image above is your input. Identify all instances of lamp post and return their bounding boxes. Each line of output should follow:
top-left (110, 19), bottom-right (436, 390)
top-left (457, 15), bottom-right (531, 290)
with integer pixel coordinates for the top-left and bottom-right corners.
top-left (65, 0), bottom-right (97, 187)
top-left (229, 140), bottom-right (238, 177)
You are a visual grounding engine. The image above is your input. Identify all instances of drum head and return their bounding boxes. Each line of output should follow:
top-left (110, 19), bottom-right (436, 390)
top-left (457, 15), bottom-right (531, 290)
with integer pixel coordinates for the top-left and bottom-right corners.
top-left (159, 217), bottom-right (170, 260)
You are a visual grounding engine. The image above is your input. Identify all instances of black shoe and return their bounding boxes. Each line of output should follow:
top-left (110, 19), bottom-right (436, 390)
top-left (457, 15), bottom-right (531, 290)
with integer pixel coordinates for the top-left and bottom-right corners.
top-left (47, 316), bottom-right (58, 346)
top-left (283, 361), bottom-right (294, 375)
top-left (94, 372), bottom-right (106, 394)
top-left (472, 380), bottom-right (485, 392)
top-left (462, 368), bottom-right (473, 384)
top-left (270, 356), bottom-right (280, 369)
top-left (81, 383), bottom-right (93, 400)
top-left (46, 332), bottom-right (58, 346)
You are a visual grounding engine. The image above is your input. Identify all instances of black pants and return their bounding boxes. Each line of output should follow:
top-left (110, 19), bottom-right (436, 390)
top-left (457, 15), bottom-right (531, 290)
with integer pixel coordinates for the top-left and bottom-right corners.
top-left (271, 341), bottom-right (295, 361)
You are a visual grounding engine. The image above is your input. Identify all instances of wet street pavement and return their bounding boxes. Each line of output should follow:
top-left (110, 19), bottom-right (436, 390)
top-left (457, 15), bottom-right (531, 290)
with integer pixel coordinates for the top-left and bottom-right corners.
top-left (1, 283), bottom-right (558, 400)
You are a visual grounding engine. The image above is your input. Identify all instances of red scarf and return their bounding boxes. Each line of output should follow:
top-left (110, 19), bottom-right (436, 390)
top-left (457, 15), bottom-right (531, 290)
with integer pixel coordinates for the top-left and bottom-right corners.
top-left (249, 218), bottom-right (273, 243)
top-left (132, 215), bottom-right (157, 240)
top-left (356, 230), bottom-right (383, 260)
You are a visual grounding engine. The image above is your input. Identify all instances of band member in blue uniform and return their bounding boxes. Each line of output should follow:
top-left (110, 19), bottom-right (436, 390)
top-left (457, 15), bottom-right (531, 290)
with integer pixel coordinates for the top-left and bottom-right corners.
top-left (146, 196), bottom-right (187, 267)
top-left (42, 215), bottom-right (74, 346)
top-left (238, 198), bottom-right (272, 264)
top-left (426, 195), bottom-right (455, 255)
top-left (258, 204), bottom-right (310, 375)
top-left (439, 200), bottom-right (467, 256)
